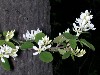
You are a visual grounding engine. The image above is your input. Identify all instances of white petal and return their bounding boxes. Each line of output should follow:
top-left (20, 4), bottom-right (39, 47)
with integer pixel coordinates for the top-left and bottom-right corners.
top-left (59, 33), bottom-right (61, 35)
top-left (38, 40), bottom-right (44, 46)
top-left (33, 46), bottom-right (38, 50)
top-left (46, 45), bottom-right (51, 49)
top-left (1, 58), bottom-right (5, 63)
top-left (33, 52), bottom-right (39, 55)
top-left (77, 54), bottom-right (83, 57)
top-left (4, 55), bottom-right (9, 58)
top-left (11, 54), bottom-right (18, 57)
top-left (23, 34), bottom-right (25, 37)
top-left (92, 28), bottom-right (96, 30)
top-left (31, 30), bottom-right (34, 35)
top-left (16, 46), bottom-right (19, 49)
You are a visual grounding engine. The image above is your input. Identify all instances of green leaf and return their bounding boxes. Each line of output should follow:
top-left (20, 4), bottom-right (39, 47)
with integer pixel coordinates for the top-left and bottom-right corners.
top-left (69, 39), bottom-right (77, 49)
top-left (58, 49), bottom-right (66, 55)
top-left (3, 31), bottom-right (7, 37)
top-left (63, 33), bottom-right (78, 39)
top-left (5, 41), bottom-right (16, 48)
top-left (0, 40), bottom-right (5, 45)
top-left (20, 41), bottom-right (34, 50)
top-left (62, 51), bottom-right (71, 59)
top-left (39, 52), bottom-right (53, 63)
top-left (79, 40), bottom-right (83, 47)
top-left (35, 33), bottom-right (45, 43)
top-left (80, 39), bottom-right (95, 51)
top-left (53, 35), bottom-right (66, 43)
top-left (1, 58), bottom-right (11, 71)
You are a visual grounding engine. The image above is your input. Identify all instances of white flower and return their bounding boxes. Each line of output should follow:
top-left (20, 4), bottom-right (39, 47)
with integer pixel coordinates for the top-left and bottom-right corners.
top-left (38, 36), bottom-right (52, 46)
top-left (77, 49), bottom-right (86, 57)
top-left (0, 44), bottom-right (19, 62)
top-left (23, 28), bottom-right (42, 41)
top-left (41, 36), bottom-right (52, 45)
top-left (5, 30), bottom-right (15, 41)
top-left (1, 58), bottom-right (5, 63)
top-left (64, 28), bottom-right (70, 33)
top-left (59, 33), bottom-right (61, 36)
top-left (58, 28), bottom-right (70, 35)
top-left (23, 30), bottom-right (34, 40)
top-left (73, 10), bottom-right (96, 36)
top-left (10, 46), bottom-right (19, 59)
top-left (33, 35), bottom-right (52, 55)
top-left (34, 28), bottom-right (42, 36)
top-left (71, 47), bottom-right (86, 57)
top-left (33, 45), bottom-right (46, 55)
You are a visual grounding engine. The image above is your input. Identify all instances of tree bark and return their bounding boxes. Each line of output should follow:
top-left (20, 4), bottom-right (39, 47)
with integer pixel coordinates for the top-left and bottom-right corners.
top-left (0, 0), bottom-right (52, 75)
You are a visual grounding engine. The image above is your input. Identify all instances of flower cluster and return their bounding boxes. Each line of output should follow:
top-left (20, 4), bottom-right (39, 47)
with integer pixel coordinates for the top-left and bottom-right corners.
top-left (73, 10), bottom-right (96, 36)
top-left (23, 28), bottom-right (42, 41)
top-left (0, 45), bottom-right (19, 63)
top-left (33, 36), bottom-right (52, 55)
top-left (71, 47), bottom-right (86, 57)
top-left (5, 30), bottom-right (15, 41)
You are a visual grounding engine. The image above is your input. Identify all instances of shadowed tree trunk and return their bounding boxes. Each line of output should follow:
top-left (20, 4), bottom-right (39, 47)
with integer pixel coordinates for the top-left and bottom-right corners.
top-left (0, 0), bottom-right (52, 75)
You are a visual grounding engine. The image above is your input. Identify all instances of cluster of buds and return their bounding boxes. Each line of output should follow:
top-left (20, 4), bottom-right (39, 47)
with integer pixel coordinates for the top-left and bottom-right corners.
top-left (5, 30), bottom-right (15, 41)
top-left (33, 36), bottom-right (52, 55)
top-left (73, 10), bottom-right (96, 36)
top-left (23, 28), bottom-right (42, 41)
top-left (71, 47), bottom-right (86, 57)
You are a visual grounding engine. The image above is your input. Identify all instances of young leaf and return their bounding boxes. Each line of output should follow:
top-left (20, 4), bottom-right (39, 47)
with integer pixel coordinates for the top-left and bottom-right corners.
top-left (20, 41), bottom-right (34, 50)
top-left (0, 40), bottom-right (5, 45)
top-left (5, 41), bottom-right (16, 48)
top-left (58, 49), bottom-right (66, 55)
top-left (39, 52), bottom-right (53, 63)
top-left (53, 35), bottom-right (66, 43)
top-left (1, 58), bottom-right (11, 71)
top-left (69, 39), bottom-right (77, 49)
top-left (63, 33), bottom-right (78, 39)
top-left (3, 31), bottom-right (7, 37)
top-left (62, 51), bottom-right (71, 59)
top-left (35, 33), bottom-right (45, 43)
top-left (80, 39), bottom-right (95, 51)
top-left (79, 40), bottom-right (83, 47)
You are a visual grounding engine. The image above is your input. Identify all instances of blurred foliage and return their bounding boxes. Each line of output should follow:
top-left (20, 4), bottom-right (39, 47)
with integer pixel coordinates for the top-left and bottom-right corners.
top-left (89, 70), bottom-right (98, 75)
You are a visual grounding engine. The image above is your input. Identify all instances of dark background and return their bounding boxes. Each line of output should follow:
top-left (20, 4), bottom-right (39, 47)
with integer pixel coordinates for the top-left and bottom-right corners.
top-left (50, 0), bottom-right (100, 75)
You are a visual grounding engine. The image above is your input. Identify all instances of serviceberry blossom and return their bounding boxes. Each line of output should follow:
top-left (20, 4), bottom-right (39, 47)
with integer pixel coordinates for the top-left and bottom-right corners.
top-left (59, 28), bottom-right (70, 35)
top-left (0, 44), bottom-right (19, 63)
top-left (64, 28), bottom-right (70, 33)
top-left (73, 10), bottom-right (96, 36)
top-left (71, 47), bottom-right (86, 57)
top-left (23, 28), bottom-right (42, 41)
top-left (5, 30), bottom-right (15, 41)
top-left (33, 36), bottom-right (52, 55)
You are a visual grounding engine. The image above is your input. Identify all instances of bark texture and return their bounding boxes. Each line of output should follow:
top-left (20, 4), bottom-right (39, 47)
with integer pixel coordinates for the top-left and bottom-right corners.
top-left (0, 0), bottom-right (52, 75)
